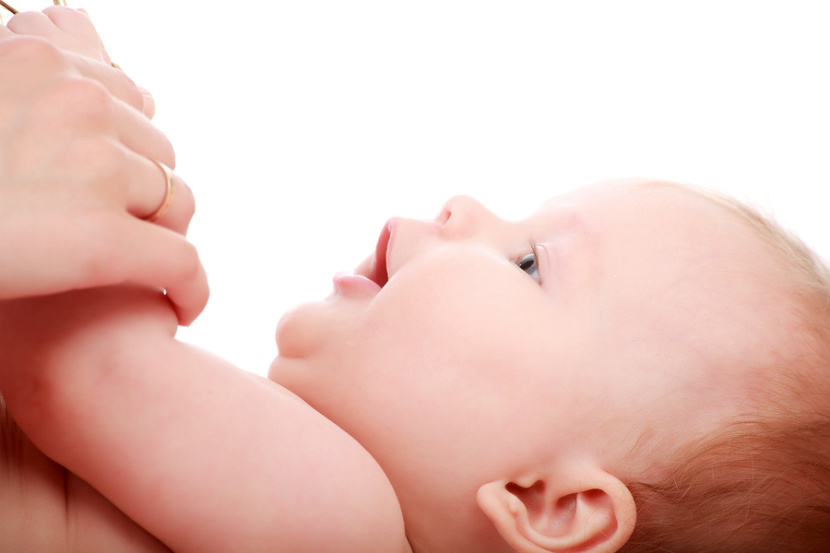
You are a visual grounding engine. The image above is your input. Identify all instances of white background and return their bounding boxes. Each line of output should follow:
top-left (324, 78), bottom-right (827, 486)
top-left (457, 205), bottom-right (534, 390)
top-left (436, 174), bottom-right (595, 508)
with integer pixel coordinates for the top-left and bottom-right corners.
top-left (17, 1), bottom-right (829, 375)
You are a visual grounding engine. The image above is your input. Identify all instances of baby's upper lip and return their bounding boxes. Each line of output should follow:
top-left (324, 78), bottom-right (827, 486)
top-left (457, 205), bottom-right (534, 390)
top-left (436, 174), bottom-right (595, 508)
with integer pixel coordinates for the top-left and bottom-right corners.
top-left (364, 219), bottom-right (392, 287)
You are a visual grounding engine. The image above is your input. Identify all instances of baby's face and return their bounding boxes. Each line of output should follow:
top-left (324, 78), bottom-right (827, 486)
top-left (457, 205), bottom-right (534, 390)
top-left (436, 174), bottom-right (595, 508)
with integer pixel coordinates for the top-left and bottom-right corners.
top-left (269, 180), bottom-right (780, 551)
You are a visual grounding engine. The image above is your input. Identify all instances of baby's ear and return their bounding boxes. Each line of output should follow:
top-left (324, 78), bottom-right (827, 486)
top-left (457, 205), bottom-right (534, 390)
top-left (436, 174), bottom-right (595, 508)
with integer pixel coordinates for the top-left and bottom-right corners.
top-left (476, 465), bottom-right (636, 553)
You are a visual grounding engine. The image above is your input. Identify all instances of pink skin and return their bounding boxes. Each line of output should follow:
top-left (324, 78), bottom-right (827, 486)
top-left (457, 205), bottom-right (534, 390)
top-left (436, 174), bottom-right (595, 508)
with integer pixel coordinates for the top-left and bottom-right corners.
top-left (269, 181), bottom-right (785, 553)
top-left (328, 221), bottom-right (391, 296)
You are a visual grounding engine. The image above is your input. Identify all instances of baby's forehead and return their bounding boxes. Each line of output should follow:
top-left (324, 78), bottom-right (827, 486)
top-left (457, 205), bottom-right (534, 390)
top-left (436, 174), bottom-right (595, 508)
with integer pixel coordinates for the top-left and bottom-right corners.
top-left (529, 181), bottom-right (776, 285)
top-left (532, 180), bottom-right (747, 233)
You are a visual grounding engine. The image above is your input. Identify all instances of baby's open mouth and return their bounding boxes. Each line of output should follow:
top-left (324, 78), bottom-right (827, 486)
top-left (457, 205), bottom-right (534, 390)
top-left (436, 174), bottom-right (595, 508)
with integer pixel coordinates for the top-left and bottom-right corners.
top-left (368, 222), bottom-right (391, 288)
top-left (351, 219), bottom-right (393, 290)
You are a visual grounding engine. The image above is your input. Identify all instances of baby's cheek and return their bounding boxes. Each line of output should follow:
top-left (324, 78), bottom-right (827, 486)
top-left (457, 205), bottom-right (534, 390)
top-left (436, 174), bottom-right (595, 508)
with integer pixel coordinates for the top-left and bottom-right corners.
top-left (364, 266), bottom-right (514, 375)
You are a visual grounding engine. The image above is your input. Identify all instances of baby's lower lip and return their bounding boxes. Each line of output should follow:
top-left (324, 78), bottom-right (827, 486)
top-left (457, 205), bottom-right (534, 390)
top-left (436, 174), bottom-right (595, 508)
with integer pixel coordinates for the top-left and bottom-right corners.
top-left (332, 271), bottom-right (382, 296)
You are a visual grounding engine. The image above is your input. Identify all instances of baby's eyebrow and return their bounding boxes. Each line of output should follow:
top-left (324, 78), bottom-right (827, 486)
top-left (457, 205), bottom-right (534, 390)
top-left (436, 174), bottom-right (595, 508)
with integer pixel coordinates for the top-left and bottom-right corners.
top-left (534, 215), bottom-right (603, 293)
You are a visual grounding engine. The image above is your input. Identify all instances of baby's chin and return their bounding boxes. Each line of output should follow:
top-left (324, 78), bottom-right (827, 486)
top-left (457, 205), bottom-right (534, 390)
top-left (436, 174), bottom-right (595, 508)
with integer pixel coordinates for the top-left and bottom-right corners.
top-left (269, 309), bottom-right (340, 394)
top-left (268, 304), bottom-right (319, 393)
top-left (268, 354), bottom-right (309, 394)
top-left (272, 298), bottom-right (334, 360)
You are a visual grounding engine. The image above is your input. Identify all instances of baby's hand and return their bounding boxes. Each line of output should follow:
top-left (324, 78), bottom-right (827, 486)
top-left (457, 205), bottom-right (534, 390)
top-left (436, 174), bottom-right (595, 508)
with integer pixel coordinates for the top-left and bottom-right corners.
top-left (0, 36), bottom-right (208, 325)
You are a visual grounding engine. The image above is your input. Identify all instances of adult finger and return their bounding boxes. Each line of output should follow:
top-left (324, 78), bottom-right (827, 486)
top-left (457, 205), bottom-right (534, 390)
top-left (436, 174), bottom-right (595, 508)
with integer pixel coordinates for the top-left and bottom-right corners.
top-left (1, 207), bottom-right (209, 324)
top-left (77, 72), bottom-right (174, 166)
top-left (124, 152), bottom-right (195, 236)
top-left (150, 169), bottom-right (197, 236)
top-left (43, 6), bottom-right (113, 64)
top-left (5, 10), bottom-right (140, 113)
top-left (117, 219), bottom-right (210, 326)
top-left (86, 214), bottom-right (210, 325)
top-left (18, 72), bottom-right (186, 230)
top-left (43, 6), bottom-right (99, 37)
top-left (109, 93), bottom-right (176, 169)
top-left (0, 35), bottom-right (145, 118)
top-left (72, 53), bottom-right (147, 117)
top-left (5, 11), bottom-right (55, 37)
top-left (8, 7), bottom-right (110, 64)
top-left (138, 86), bottom-right (156, 119)
top-left (31, 74), bottom-right (176, 169)
top-left (0, 35), bottom-right (72, 85)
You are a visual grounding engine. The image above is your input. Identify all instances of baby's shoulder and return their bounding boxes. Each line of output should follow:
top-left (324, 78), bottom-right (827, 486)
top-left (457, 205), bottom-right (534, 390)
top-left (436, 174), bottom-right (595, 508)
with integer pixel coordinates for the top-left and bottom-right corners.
top-left (245, 375), bottom-right (413, 553)
top-left (0, 396), bottom-right (170, 553)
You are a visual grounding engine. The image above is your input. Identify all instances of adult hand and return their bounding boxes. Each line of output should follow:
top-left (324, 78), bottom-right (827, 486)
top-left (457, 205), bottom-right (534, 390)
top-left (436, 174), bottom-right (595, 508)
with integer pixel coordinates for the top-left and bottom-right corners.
top-left (3, 6), bottom-right (111, 62)
top-left (1, 6), bottom-right (155, 118)
top-left (0, 35), bottom-right (208, 325)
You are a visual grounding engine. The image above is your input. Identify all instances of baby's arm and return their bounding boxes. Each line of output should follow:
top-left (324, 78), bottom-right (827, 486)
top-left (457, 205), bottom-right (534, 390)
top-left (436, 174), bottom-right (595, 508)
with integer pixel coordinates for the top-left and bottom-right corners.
top-left (2, 10), bottom-right (406, 550)
top-left (0, 288), bottom-right (410, 553)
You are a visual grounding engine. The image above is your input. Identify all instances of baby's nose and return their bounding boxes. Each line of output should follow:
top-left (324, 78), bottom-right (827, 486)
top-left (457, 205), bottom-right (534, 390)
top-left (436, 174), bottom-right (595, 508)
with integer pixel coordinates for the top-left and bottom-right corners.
top-left (436, 195), bottom-right (498, 240)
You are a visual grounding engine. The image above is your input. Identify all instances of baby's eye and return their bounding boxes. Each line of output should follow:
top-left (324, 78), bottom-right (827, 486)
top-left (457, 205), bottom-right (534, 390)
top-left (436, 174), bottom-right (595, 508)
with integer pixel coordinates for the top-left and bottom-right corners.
top-left (516, 253), bottom-right (541, 284)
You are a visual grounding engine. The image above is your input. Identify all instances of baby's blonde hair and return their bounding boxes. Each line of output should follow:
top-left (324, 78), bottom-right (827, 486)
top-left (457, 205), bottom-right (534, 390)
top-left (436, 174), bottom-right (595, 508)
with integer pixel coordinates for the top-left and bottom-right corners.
top-left (621, 182), bottom-right (830, 552)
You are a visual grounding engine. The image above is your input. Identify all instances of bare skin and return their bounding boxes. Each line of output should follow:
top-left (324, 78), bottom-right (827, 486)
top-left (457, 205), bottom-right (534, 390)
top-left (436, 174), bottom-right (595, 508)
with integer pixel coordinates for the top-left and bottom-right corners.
top-left (0, 399), bottom-right (172, 552)
top-left (0, 9), bottom-right (204, 551)
top-left (0, 285), bottom-right (412, 553)
top-left (3, 9), bottom-right (821, 553)
top-left (1, 182), bottom-right (790, 553)
top-left (0, 8), bottom-right (207, 322)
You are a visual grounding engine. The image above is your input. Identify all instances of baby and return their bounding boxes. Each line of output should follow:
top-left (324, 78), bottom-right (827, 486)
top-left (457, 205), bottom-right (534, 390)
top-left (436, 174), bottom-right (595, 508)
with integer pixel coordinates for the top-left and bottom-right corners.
top-left (2, 9), bottom-right (829, 553)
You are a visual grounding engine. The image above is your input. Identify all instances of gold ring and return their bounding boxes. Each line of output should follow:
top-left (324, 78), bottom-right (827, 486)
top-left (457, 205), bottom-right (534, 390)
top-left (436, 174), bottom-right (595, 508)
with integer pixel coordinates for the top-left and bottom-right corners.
top-left (144, 160), bottom-right (175, 222)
